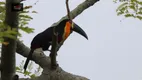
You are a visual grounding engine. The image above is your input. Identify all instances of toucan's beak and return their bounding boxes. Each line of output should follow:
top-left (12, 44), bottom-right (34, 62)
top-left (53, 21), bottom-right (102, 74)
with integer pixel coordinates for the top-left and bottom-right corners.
top-left (72, 22), bottom-right (88, 40)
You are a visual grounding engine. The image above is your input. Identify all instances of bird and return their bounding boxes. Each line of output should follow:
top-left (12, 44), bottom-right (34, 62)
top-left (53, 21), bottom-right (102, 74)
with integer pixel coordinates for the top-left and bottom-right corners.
top-left (24, 18), bottom-right (88, 71)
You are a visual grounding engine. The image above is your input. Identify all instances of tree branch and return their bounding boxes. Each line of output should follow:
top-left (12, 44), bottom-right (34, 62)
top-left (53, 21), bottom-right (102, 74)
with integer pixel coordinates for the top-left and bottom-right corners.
top-left (16, 40), bottom-right (89, 80)
top-left (50, 30), bottom-right (58, 69)
top-left (16, 0), bottom-right (99, 80)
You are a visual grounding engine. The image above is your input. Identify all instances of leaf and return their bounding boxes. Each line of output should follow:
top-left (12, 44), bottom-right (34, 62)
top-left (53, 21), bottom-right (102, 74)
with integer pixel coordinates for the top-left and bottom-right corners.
top-left (16, 67), bottom-right (21, 71)
top-left (116, 2), bottom-right (128, 11)
top-left (1, 27), bottom-right (18, 39)
top-left (27, 61), bottom-right (33, 71)
top-left (124, 14), bottom-right (134, 17)
top-left (6, 28), bottom-right (18, 35)
top-left (139, 7), bottom-right (142, 11)
top-left (136, 15), bottom-right (142, 20)
top-left (0, 1), bottom-right (36, 41)
top-left (24, 6), bottom-right (32, 10)
top-left (19, 15), bottom-right (33, 19)
top-left (30, 74), bottom-right (36, 78)
top-left (117, 11), bottom-right (124, 15)
top-left (0, 6), bottom-right (5, 12)
top-left (22, 21), bottom-right (29, 25)
top-left (24, 70), bottom-right (32, 76)
top-left (120, 6), bottom-right (127, 12)
top-left (129, 5), bottom-right (136, 11)
top-left (19, 26), bottom-right (34, 33)
top-left (131, 0), bottom-right (137, 2)
top-left (116, 3), bottom-right (128, 16)
top-left (20, 11), bottom-right (29, 13)
top-left (32, 11), bottom-right (38, 13)
top-left (0, 2), bottom-right (5, 5)
top-left (137, 1), bottom-right (142, 5)
top-left (137, 11), bottom-right (142, 14)
top-left (19, 18), bottom-right (31, 22)
top-left (3, 34), bottom-right (17, 39)
top-left (0, 38), bottom-right (4, 42)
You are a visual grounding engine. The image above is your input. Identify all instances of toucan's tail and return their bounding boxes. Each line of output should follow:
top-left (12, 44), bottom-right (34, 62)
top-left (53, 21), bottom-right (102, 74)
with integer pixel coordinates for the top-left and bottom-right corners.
top-left (24, 49), bottom-right (34, 71)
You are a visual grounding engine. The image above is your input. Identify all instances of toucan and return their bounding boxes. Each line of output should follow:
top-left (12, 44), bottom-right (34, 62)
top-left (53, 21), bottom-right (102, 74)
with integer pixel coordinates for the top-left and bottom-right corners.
top-left (24, 19), bottom-right (88, 71)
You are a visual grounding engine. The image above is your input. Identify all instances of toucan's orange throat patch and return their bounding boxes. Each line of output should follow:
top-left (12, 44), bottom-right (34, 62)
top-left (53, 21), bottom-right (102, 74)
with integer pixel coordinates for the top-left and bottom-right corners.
top-left (63, 21), bottom-right (71, 40)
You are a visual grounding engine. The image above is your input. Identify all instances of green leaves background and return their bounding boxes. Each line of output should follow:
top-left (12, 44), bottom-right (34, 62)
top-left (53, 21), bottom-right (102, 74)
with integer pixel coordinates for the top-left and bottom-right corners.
top-left (0, 1), bottom-right (35, 43)
top-left (116, 0), bottom-right (142, 20)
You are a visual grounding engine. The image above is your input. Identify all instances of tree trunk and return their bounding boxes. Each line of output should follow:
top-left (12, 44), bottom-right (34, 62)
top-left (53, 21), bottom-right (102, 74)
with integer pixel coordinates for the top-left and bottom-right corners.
top-left (1, 0), bottom-right (19, 80)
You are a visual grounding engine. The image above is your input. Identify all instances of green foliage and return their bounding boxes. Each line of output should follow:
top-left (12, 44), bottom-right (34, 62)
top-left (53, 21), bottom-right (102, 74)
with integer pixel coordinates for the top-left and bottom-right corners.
top-left (18, 5), bottom-right (36, 34)
top-left (16, 60), bottom-right (42, 78)
top-left (1, 27), bottom-right (18, 39)
top-left (0, 1), bottom-right (36, 43)
top-left (116, 0), bottom-right (142, 20)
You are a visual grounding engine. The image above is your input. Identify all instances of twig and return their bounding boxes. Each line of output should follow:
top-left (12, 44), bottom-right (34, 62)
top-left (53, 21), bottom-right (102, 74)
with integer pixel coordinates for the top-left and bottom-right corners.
top-left (66, 0), bottom-right (71, 20)
top-left (66, 0), bottom-right (73, 24)
top-left (50, 27), bottom-right (58, 69)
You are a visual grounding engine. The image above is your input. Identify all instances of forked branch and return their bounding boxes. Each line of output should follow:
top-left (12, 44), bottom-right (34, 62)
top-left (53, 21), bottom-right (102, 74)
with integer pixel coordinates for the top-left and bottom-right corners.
top-left (50, 0), bottom-right (72, 69)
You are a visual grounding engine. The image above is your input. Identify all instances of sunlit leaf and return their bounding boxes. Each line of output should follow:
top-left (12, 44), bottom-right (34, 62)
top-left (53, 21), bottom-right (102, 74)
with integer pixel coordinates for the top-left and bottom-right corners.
top-left (124, 14), bottom-right (134, 17)
top-left (24, 6), bottom-right (32, 10)
top-left (116, 2), bottom-right (128, 11)
top-left (129, 5), bottom-right (136, 11)
top-left (24, 70), bottom-right (32, 76)
top-left (20, 11), bottom-right (29, 13)
top-left (16, 67), bottom-right (21, 71)
top-left (137, 1), bottom-right (142, 5)
top-left (117, 11), bottom-right (124, 15)
top-left (32, 11), bottom-right (38, 13)
top-left (30, 74), bottom-right (36, 78)
top-left (0, 2), bottom-right (5, 5)
top-left (136, 15), bottom-right (142, 20)
top-left (19, 26), bottom-right (34, 33)
top-left (19, 15), bottom-right (33, 19)
top-left (137, 11), bottom-right (142, 14)
top-left (117, 0), bottom-right (142, 21)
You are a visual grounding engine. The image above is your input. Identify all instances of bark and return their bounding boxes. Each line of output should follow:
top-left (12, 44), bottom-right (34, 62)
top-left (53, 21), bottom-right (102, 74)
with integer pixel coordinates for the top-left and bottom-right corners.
top-left (16, 0), bottom-right (99, 80)
top-left (1, 0), bottom-right (19, 80)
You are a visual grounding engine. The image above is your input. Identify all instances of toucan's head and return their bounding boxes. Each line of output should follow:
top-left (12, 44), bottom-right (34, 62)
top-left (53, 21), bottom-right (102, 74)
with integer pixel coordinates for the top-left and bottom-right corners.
top-left (61, 19), bottom-right (88, 40)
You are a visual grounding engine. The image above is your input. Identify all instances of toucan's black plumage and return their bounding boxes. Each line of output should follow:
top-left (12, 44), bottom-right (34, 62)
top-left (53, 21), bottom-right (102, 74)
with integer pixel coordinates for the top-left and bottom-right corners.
top-left (24, 19), bottom-right (88, 71)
